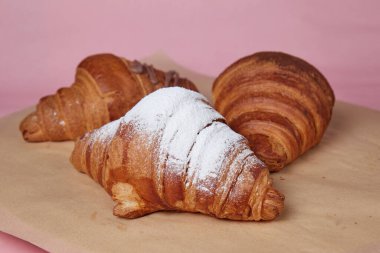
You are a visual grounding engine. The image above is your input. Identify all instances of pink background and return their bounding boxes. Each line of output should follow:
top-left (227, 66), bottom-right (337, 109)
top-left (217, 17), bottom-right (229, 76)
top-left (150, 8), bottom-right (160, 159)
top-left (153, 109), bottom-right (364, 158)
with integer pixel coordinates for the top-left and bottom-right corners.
top-left (0, 0), bottom-right (379, 252)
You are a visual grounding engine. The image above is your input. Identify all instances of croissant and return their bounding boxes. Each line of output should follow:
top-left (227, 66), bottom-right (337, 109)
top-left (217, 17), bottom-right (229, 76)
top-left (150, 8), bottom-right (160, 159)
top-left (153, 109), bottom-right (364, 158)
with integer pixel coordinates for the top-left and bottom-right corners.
top-left (70, 87), bottom-right (284, 221)
top-left (212, 52), bottom-right (335, 172)
top-left (20, 53), bottom-right (197, 142)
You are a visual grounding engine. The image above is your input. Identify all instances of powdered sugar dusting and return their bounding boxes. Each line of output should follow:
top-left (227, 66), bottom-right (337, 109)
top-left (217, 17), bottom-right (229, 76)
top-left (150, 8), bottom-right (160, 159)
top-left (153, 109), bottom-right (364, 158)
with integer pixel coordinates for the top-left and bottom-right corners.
top-left (186, 122), bottom-right (247, 195)
top-left (88, 118), bottom-right (121, 144)
top-left (220, 148), bottom-right (254, 189)
top-left (122, 87), bottom-right (207, 135)
top-left (159, 99), bottom-right (224, 173)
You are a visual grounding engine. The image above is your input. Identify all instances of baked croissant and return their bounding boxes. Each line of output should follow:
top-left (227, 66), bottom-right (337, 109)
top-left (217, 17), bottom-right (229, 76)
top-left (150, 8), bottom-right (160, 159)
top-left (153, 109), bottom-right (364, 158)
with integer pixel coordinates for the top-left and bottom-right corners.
top-left (213, 52), bottom-right (334, 172)
top-left (70, 87), bottom-right (284, 221)
top-left (20, 53), bottom-right (197, 142)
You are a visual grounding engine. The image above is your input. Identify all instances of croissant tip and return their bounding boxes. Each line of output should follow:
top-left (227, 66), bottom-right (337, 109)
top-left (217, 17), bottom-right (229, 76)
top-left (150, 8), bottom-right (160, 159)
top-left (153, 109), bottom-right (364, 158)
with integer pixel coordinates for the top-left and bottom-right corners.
top-left (261, 187), bottom-right (285, 221)
top-left (19, 112), bottom-right (47, 142)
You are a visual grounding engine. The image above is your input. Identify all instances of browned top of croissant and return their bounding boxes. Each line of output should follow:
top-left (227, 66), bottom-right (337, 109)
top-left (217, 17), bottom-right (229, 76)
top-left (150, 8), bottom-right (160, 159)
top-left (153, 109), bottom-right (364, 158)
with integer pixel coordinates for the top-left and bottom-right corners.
top-left (213, 51), bottom-right (335, 171)
top-left (71, 87), bottom-right (284, 221)
top-left (19, 53), bottom-right (198, 142)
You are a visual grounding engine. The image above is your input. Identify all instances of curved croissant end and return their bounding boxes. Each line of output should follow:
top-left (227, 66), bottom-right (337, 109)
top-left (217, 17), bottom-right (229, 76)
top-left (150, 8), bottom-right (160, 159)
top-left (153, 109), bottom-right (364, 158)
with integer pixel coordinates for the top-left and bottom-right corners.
top-left (20, 112), bottom-right (49, 142)
top-left (261, 188), bottom-right (285, 220)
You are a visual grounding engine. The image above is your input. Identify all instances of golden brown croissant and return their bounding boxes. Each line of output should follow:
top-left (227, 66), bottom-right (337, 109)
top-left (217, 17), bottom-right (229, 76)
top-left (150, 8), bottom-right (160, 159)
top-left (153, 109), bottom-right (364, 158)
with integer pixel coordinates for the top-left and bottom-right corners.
top-left (20, 53), bottom-right (197, 142)
top-left (213, 52), bottom-right (334, 172)
top-left (70, 87), bottom-right (284, 221)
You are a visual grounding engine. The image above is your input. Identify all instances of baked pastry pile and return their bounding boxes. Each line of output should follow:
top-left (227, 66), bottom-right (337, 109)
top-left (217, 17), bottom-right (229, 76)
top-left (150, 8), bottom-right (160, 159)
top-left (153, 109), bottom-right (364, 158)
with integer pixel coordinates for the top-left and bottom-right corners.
top-left (20, 51), bottom-right (335, 221)
top-left (20, 54), bottom-right (197, 142)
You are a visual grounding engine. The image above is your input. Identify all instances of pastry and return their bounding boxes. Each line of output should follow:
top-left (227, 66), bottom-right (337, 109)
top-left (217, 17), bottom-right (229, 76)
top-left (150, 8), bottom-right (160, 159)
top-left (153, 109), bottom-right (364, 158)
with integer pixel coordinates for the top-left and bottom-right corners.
top-left (20, 53), bottom-right (197, 142)
top-left (70, 87), bottom-right (284, 221)
top-left (212, 52), bottom-right (334, 171)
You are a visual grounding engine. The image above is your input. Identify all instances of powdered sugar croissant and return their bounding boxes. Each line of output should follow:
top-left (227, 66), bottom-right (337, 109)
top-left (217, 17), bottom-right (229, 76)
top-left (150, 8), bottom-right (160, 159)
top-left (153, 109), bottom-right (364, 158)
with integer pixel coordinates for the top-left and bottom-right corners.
top-left (70, 87), bottom-right (284, 221)
top-left (20, 53), bottom-right (197, 142)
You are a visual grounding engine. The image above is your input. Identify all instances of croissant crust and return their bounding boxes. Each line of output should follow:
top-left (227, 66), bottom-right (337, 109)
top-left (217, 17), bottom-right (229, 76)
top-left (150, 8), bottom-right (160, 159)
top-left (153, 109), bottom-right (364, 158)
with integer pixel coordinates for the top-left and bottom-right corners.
top-left (212, 51), bottom-right (334, 171)
top-left (20, 54), bottom-right (197, 142)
